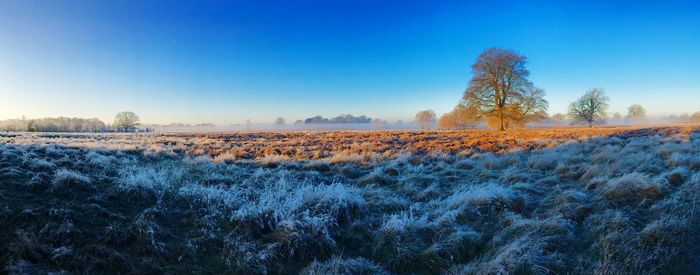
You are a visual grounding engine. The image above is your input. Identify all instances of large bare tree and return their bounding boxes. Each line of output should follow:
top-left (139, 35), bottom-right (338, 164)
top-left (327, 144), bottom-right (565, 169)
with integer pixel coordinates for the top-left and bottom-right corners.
top-left (463, 48), bottom-right (546, 131)
top-left (567, 88), bottom-right (609, 128)
top-left (114, 111), bottom-right (140, 132)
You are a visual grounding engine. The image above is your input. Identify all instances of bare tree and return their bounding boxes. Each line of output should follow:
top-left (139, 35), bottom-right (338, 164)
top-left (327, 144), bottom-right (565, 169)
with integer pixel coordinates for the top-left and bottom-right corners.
top-left (438, 101), bottom-right (478, 129)
top-left (415, 109), bottom-right (436, 129)
top-left (567, 88), bottom-right (609, 128)
top-left (274, 117), bottom-right (285, 126)
top-left (626, 104), bottom-right (646, 121)
top-left (114, 111), bottom-right (140, 132)
top-left (463, 48), bottom-right (547, 131)
top-left (438, 112), bottom-right (460, 130)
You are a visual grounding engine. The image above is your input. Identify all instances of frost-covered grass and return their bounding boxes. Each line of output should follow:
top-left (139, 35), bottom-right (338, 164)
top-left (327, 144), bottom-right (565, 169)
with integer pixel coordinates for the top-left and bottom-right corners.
top-left (1, 126), bottom-right (700, 274)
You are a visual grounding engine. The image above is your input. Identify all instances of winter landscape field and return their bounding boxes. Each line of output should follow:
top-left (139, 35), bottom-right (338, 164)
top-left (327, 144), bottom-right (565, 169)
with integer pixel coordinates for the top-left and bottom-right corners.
top-left (4, 1), bottom-right (700, 274)
top-left (2, 125), bottom-right (700, 274)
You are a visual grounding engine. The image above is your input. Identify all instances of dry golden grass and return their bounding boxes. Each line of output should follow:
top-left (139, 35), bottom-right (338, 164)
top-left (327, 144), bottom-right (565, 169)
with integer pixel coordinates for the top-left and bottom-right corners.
top-left (153, 125), bottom-right (700, 161)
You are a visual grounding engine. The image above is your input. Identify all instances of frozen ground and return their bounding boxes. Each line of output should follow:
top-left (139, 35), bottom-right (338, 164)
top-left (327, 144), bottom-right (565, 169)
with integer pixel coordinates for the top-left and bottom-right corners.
top-left (1, 126), bottom-right (699, 274)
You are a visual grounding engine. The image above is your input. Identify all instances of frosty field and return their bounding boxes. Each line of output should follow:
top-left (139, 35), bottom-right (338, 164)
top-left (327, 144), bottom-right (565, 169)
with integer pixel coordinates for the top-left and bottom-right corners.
top-left (1, 126), bottom-right (700, 274)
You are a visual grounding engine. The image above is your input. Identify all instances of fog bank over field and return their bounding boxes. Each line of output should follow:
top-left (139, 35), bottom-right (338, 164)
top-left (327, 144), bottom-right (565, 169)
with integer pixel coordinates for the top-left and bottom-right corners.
top-left (154, 119), bottom-right (696, 132)
top-left (154, 122), bottom-right (418, 132)
top-left (2, 112), bottom-right (699, 133)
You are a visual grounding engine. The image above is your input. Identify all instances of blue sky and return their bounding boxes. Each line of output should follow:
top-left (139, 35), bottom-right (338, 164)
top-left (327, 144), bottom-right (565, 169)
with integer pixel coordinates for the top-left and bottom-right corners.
top-left (1, 0), bottom-right (699, 124)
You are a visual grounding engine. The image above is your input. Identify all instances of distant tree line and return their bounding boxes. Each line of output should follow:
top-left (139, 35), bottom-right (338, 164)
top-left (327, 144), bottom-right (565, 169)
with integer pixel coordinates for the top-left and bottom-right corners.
top-left (664, 112), bottom-right (700, 123)
top-left (436, 47), bottom-right (696, 130)
top-left (0, 111), bottom-right (148, 133)
top-left (304, 114), bottom-right (372, 124)
top-left (0, 117), bottom-right (107, 132)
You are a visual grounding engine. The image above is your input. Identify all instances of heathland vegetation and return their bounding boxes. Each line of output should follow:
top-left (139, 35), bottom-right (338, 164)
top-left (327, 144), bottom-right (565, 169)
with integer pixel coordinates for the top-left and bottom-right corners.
top-left (1, 125), bottom-right (699, 273)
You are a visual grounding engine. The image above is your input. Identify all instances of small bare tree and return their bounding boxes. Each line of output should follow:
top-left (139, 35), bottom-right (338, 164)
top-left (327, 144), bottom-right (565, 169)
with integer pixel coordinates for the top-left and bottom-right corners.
top-left (626, 104), bottom-right (646, 121)
top-left (274, 117), bottom-right (285, 126)
top-left (567, 88), bottom-right (609, 128)
top-left (415, 110), bottom-right (436, 130)
top-left (114, 111), bottom-right (140, 132)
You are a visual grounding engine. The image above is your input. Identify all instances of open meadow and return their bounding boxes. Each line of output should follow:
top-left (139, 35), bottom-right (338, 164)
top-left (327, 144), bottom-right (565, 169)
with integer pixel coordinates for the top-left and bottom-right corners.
top-left (2, 125), bottom-right (700, 274)
top-left (3, 1), bottom-right (700, 274)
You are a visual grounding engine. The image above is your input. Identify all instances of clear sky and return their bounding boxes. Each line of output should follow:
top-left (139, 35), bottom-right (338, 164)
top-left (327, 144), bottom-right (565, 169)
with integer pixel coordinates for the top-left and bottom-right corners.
top-left (1, 0), bottom-right (699, 125)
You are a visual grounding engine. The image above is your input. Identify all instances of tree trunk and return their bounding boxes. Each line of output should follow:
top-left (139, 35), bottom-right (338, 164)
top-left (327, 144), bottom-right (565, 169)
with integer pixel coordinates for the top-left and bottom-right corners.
top-left (499, 111), bottom-right (505, 131)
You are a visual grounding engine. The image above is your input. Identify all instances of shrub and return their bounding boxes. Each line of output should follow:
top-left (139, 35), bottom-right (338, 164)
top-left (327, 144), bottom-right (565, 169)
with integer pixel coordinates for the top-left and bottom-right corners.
top-left (117, 166), bottom-right (175, 197)
top-left (601, 173), bottom-right (666, 204)
top-left (301, 257), bottom-right (388, 275)
top-left (50, 169), bottom-right (92, 191)
top-left (446, 183), bottom-right (526, 214)
top-left (84, 151), bottom-right (117, 168)
top-left (453, 234), bottom-right (563, 275)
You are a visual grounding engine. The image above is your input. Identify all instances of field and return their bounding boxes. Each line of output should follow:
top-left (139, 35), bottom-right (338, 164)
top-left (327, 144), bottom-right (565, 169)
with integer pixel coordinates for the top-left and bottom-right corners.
top-left (1, 125), bottom-right (700, 274)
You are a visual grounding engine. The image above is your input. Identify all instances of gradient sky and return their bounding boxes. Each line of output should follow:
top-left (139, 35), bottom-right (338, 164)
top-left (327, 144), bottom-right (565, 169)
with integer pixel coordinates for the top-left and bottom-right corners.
top-left (1, 0), bottom-right (699, 125)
